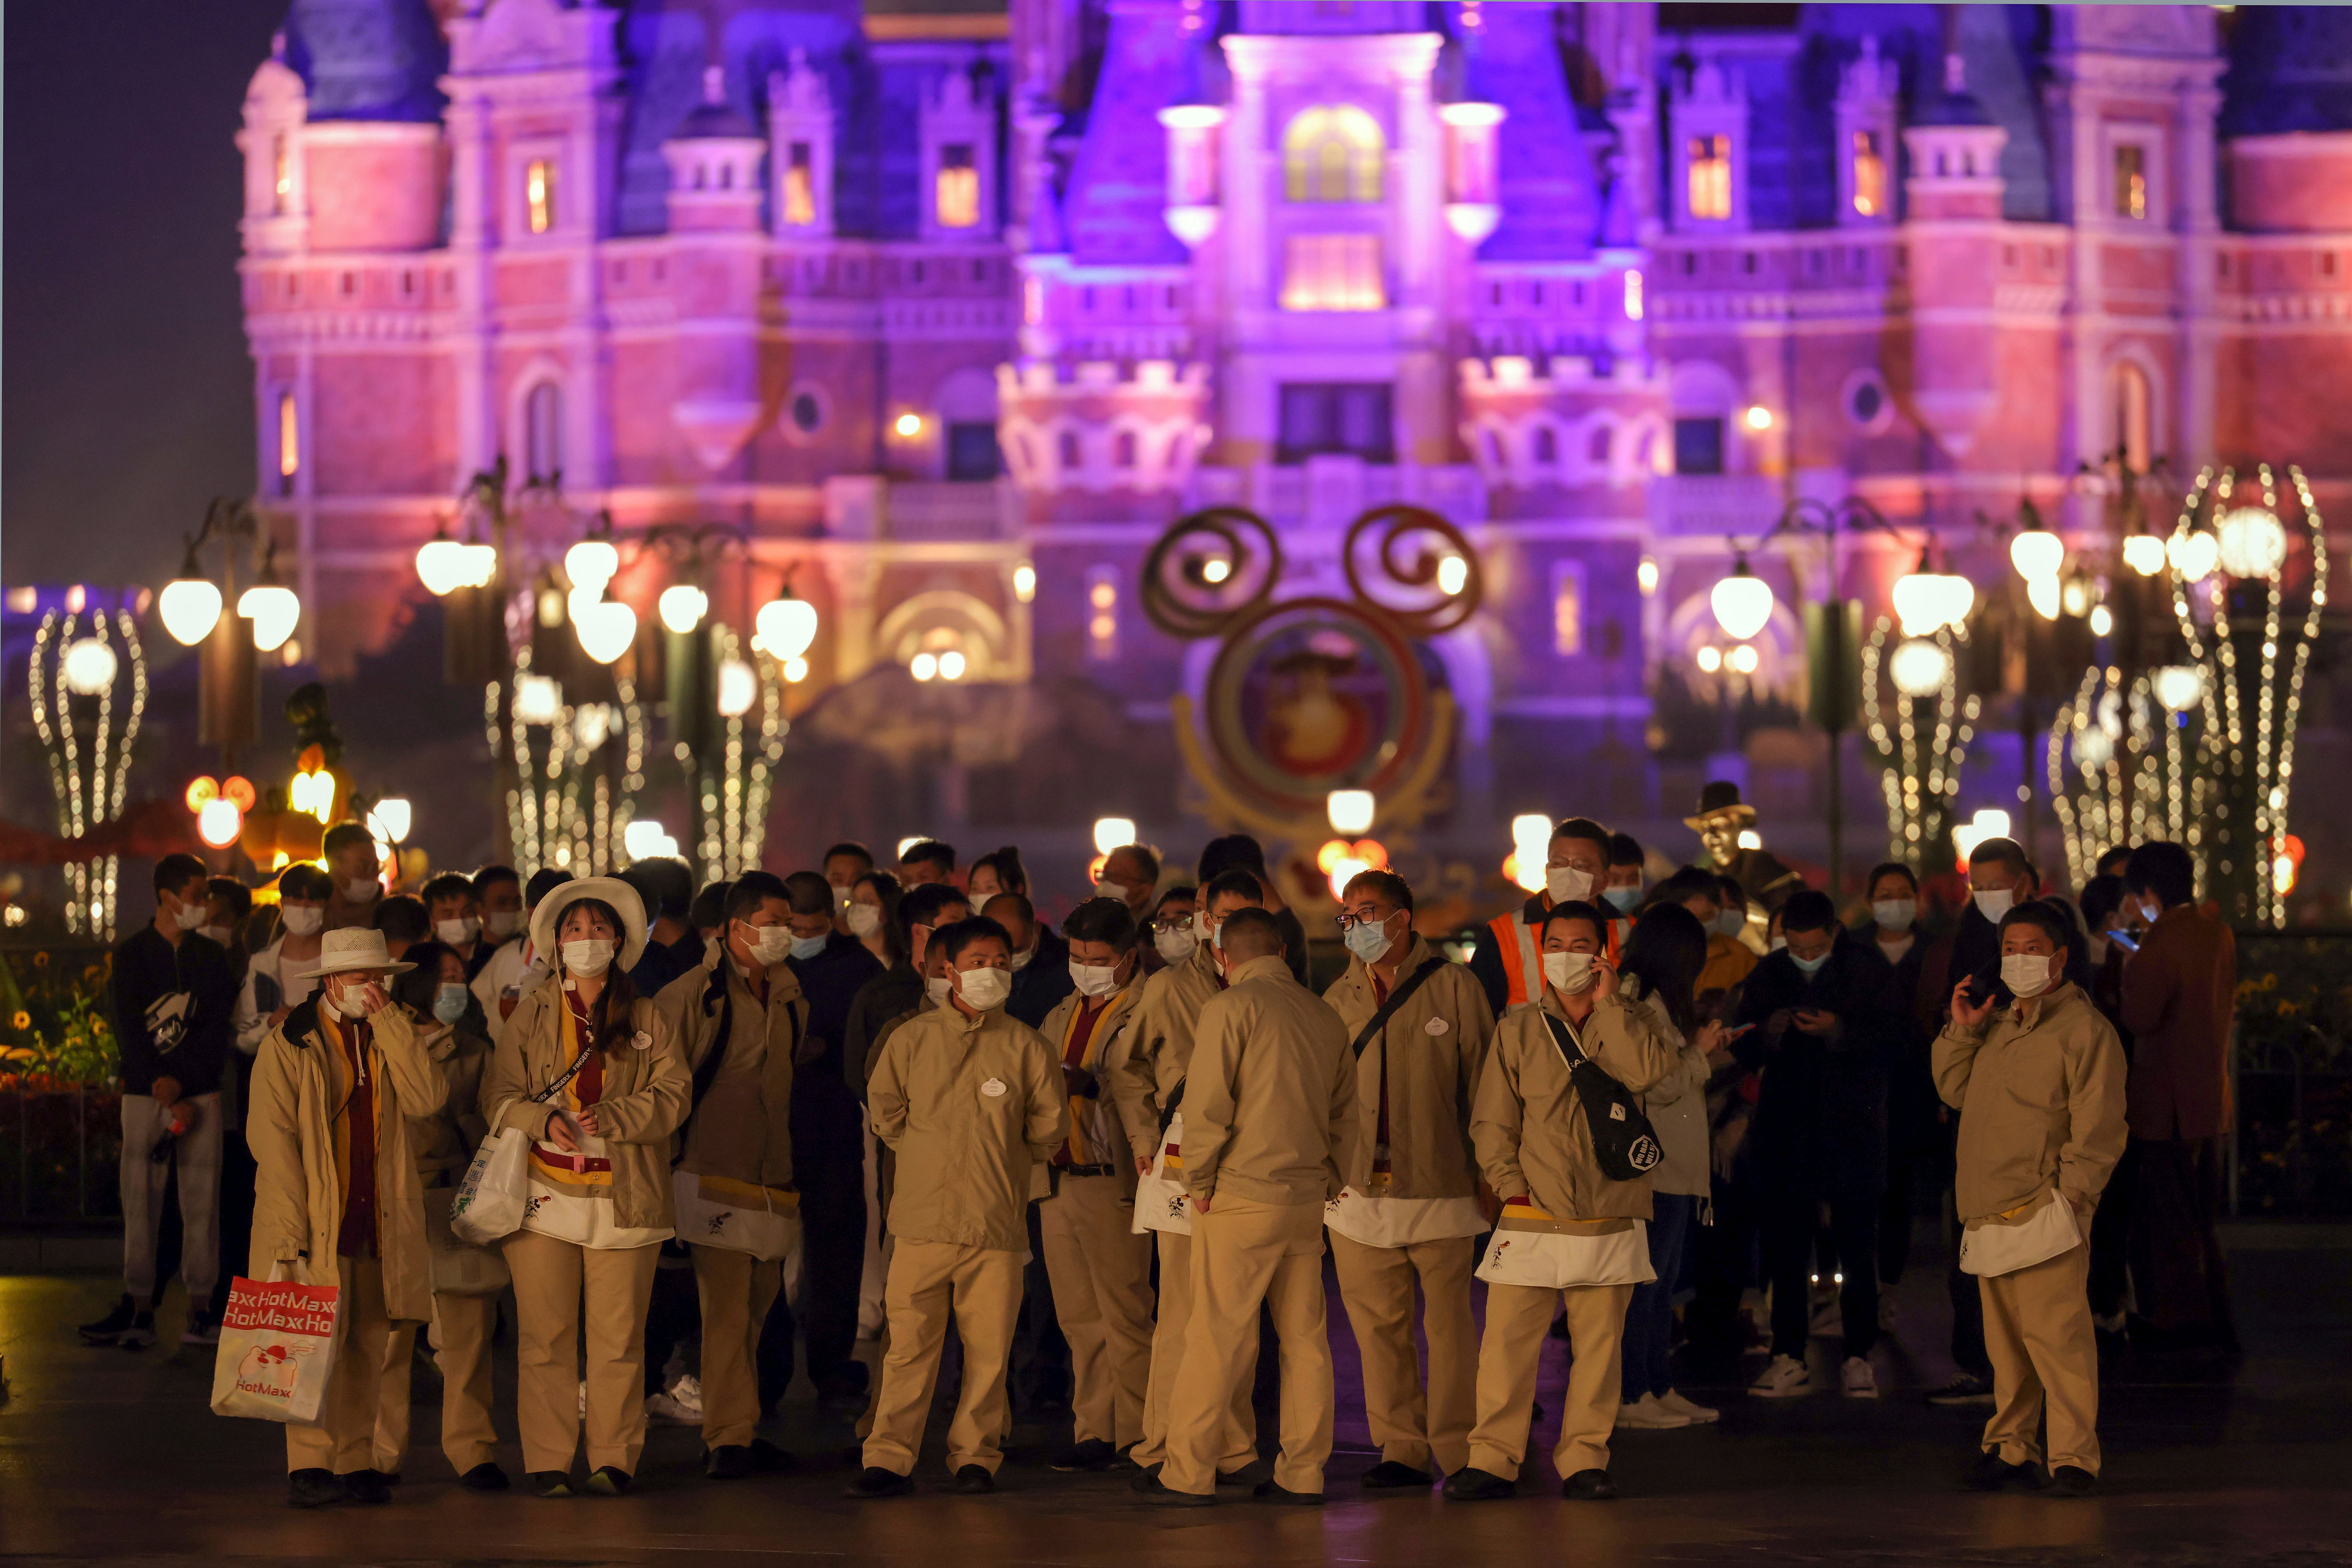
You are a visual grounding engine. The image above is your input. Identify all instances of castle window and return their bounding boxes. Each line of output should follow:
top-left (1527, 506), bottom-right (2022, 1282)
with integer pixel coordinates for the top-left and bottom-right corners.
top-left (783, 142), bottom-right (815, 226)
top-left (276, 390), bottom-right (299, 495)
top-left (1281, 234), bottom-right (1384, 311)
top-left (1588, 426), bottom-right (1612, 464)
top-left (2113, 145), bottom-right (2146, 221)
top-left (1686, 134), bottom-right (1731, 221)
top-left (789, 390), bottom-right (824, 435)
top-left (1058, 430), bottom-right (1081, 469)
top-left (1550, 563), bottom-right (1585, 656)
top-left (1624, 269), bottom-right (1644, 320)
top-left (1851, 130), bottom-right (1885, 218)
top-left (1086, 568), bottom-right (1119, 661)
top-left (1283, 105), bottom-right (1384, 203)
top-left (1276, 383), bottom-right (1394, 465)
top-left (272, 133), bottom-right (291, 215)
top-left (2112, 362), bottom-right (2152, 473)
top-left (1534, 427), bottom-right (1557, 465)
top-left (1673, 416), bottom-right (1724, 476)
top-left (948, 423), bottom-right (1002, 481)
top-left (525, 383), bottom-right (564, 485)
top-left (526, 158), bottom-right (556, 234)
top-left (1113, 431), bottom-right (1137, 468)
top-left (936, 144), bottom-right (979, 229)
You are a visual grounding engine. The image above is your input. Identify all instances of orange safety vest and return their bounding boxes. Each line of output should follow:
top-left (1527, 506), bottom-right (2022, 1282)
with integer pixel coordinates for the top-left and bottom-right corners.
top-left (1488, 901), bottom-right (1619, 1008)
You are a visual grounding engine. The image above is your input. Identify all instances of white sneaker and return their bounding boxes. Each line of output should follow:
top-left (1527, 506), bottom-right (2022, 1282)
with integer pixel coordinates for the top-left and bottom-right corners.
top-left (1749, 1354), bottom-right (1812, 1398)
top-left (670, 1373), bottom-right (705, 1416)
top-left (1615, 1393), bottom-right (1694, 1430)
top-left (1841, 1356), bottom-right (1879, 1399)
top-left (1809, 1298), bottom-right (1844, 1338)
top-left (1657, 1389), bottom-right (1720, 1425)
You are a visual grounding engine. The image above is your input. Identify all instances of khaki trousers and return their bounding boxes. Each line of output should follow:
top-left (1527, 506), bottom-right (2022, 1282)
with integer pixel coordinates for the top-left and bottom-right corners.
top-left (371, 1289), bottom-right (500, 1474)
top-left (506, 1230), bottom-right (660, 1475)
top-left (285, 1255), bottom-right (392, 1475)
top-left (1162, 1197), bottom-right (1330, 1497)
top-left (862, 1238), bottom-right (1025, 1477)
top-left (1980, 1241), bottom-right (2100, 1475)
top-left (1132, 1227), bottom-right (1256, 1470)
top-left (1329, 1230), bottom-right (1477, 1475)
top-left (1038, 1174), bottom-right (1156, 1448)
top-left (1467, 1281), bottom-right (1632, 1481)
top-left (691, 1244), bottom-right (783, 1449)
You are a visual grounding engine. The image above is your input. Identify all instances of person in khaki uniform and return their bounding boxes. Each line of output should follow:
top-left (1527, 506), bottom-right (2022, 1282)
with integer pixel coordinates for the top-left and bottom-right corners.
top-left (1109, 866), bottom-right (1267, 1486)
top-left (1445, 902), bottom-right (1683, 1505)
top-left (246, 927), bottom-right (446, 1509)
top-left (481, 879), bottom-right (691, 1499)
top-left (1320, 869), bottom-right (1494, 1489)
top-left (1146, 908), bottom-right (1363, 1507)
top-left (1036, 897), bottom-right (1156, 1471)
top-left (655, 870), bottom-right (810, 1481)
top-left (848, 915), bottom-right (1066, 1499)
top-left (1936, 900), bottom-right (2127, 1499)
top-left (370, 940), bottom-right (505, 1490)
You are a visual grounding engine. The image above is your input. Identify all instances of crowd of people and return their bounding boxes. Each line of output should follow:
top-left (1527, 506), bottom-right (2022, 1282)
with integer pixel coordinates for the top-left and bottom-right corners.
top-left (82, 797), bottom-right (2241, 1509)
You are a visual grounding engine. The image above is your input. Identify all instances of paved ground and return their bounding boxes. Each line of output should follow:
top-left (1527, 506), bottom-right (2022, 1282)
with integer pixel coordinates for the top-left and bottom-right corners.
top-left (4, 1227), bottom-right (2351, 1566)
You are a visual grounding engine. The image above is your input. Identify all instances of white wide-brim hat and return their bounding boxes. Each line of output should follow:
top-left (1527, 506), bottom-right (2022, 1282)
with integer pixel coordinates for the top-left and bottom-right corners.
top-left (529, 876), bottom-right (650, 974)
top-left (290, 926), bottom-right (416, 979)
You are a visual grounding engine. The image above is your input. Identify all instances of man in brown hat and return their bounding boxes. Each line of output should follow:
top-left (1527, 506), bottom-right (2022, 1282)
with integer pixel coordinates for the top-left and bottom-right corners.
top-left (1685, 781), bottom-right (1803, 931)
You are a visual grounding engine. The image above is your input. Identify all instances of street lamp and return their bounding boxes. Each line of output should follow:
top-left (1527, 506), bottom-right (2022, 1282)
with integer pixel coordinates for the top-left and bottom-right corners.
top-left (2009, 510), bottom-right (2065, 582)
top-left (1709, 554), bottom-right (1775, 641)
top-left (754, 583), bottom-right (820, 661)
top-left (1327, 789), bottom-right (1375, 836)
top-left (159, 544), bottom-right (225, 646)
top-left (1892, 546), bottom-right (1974, 637)
top-left (238, 543), bottom-right (302, 652)
top-left (658, 583), bottom-right (709, 635)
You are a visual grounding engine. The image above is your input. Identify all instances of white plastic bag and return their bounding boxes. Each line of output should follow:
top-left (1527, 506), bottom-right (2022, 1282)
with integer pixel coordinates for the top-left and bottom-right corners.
top-left (424, 1185), bottom-right (513, 1296)
top-left (671, 1170), bottom-right (803, 1264)
top-left (450, 1128), bottom-right (531, 1247)
top-left (1959, 1192), bottom-right (2083, 1278)
top-left (210, 1274), bottom-right (341, 1425)
top-left (1131, 1112), bottom-right (1193, 1237)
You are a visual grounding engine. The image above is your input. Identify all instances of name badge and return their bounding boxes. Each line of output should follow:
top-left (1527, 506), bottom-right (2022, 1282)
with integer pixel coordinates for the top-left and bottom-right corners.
top-left (981, 1078), bottom-right (1007, 1098)
top-left (1425, 1018), bottom-right (1450, 1036)
top-left (631, 1031), bottom-right (653, 1052)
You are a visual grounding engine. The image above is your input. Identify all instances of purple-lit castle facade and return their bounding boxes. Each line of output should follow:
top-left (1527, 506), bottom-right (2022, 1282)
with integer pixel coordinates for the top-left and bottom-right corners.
top-left (240, 1), bottom-right (2352, 853)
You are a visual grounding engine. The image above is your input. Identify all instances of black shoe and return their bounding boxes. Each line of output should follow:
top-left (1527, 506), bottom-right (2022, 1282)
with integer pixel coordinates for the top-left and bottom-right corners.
top-left (344, 1470), bottom-right (391, 1505)
top-left (1051, 1438), bottom-right (1120, 1472)
top-left (287, 1468), bottom-right (345, 1509)
top-left (181, 1308), bottom-right (222, 1346)
top-left (1927, 1372), bottom-right (1995, 1407)
top-left (1442, 1467), bottom-right (1516, 1502)
top-left (748, 1439), bottom-right (795, 1473)
top-left (2047, 1465), bottom-right (2097, 1498)
top-left (118, 1309), bottom-right (157, 1350)
top-left (1561, 1468), bottom-right (1617, 1502)
top-left (1110, 1443), bottom-right (1142, 1474)
top-left (1138, 1472), bottom-right (1214, 1507)
top-left (371, 1468), bottom-right (401, 1486)
top-left (953, 1464), bottom-right (996, 1495)
top-left (844, 1466), bottom-right (914, 1499)
top-left (1128, 1461), bottom-right (1164, 1494)
top-left (459, 1463), bottom-right (510, 1492)
top-left (1359, 1460), bottom-right (1434, 1490)
top-left (1215, 1466), bottom-right (1255, 1488)
top-left (705, 1445), bottom-right (752, 1481)
top-left (529, 1470), bottom-right (573, 1499)
top-left (1963, 1451), bottom-right (2045, 1492)
top-left (78, 1293), bottom-right (139, 1345)
top-left (1252, 1480), bottom-right (1324, 1506)
top-left (584, 1466), bottom-right (630, 1497)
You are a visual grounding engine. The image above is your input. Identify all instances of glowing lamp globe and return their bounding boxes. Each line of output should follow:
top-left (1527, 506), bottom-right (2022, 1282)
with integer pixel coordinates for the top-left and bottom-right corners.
top-left (1892, 570), bottom-right (1973, 637)
top-left (513, 673), bottom-right (563, 726)
top-left (458, 541), bottom-right (499, 589)
top-left (1888, 638), bottom-right (1953, 699)
top-left (1709, 562), bottom-right (1775, 642)
top-left (1436, 554), bottom-right (1470, 596)
top-left (2167, 530), bottom-right (2218, 583)
top-left (416, 536), bottom-right (469, 597)
top-left (239, 583), bottom-right (301, 652)
top-left (369, 796), bottom-right (413, 845)
top-left (2027, 574), bottom-right (2062, 621)
top-left (565, 537), bottom-right (619, 592)
top-left (2009, 526), bottom-right (2064, 583)
top-left (2122, 533), bottom-right (2167, 577)
top-left (715, 658), bottom-right (759, 718)
top-left (158, 576), bottom-right (223, 646)
top-left (198, 798), bottom-right (244, 849)
top-left (2154, 664), bottom-right (2207, 713)
top-left (575, 598), bottom-right (637, 665)
top-left (1093, 817), bottom-right (1136, 858)
top-left (2215, 506), bottom-right (2288, 580)
top-left (755, 595), bottom-right (819, 660)
top-left (60, 637), bottom-right (119, 696)
top-left (1327, 789), bottom-right (1376, 836)
top-left (658, 584), bottom-right (708, 636)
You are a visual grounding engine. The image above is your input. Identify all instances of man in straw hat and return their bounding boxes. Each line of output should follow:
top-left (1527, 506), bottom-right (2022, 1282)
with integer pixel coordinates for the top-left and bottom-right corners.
top-left (1684, 782), bottom-right (1803, 926)
top-left (246, 926), bottom-right (446, 1508)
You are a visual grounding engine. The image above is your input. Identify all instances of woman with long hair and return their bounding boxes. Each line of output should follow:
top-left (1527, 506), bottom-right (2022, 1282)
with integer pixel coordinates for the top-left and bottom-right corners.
top-left (1613, 901), bottom-right (1733, 1430)
top-left (845, 871), bottom-right (903, 969)
top-left (480, 880), bottom-right (689, 1498)
top-left (966, 846), bottom-right (1029, 904)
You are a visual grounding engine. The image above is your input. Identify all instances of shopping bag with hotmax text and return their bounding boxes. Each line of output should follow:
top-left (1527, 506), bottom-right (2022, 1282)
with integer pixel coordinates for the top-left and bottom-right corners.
top-left (210, 1275), bottom-right (341, 1425)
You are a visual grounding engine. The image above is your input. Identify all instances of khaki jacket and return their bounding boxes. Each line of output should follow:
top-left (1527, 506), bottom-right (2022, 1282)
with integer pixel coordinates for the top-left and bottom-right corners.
top-left (1180, 954), bottom-right (1364, 1207)
top-left (869, 1000), bottom-right (1067, 1251)
top-left (247, 998), bottom-right (446, 1324)
top-left (656, 952), bottom-right (808, 1191)
top-left (1036, 979), bottom-right (1148, 1198)
top-left (1470, 988), bottom-right (1682, 1225)
top-left (408, 1022), bottom-right (492, 1189)
top-left (482, 976), bottom-right (691, 1232)
top-left (1110, 938), bottom-right (1226, 1167)
top-left (1321, 937), bottom-right (1494, 1200)
top-left (1934, 981), bottom-right (2127, 1223)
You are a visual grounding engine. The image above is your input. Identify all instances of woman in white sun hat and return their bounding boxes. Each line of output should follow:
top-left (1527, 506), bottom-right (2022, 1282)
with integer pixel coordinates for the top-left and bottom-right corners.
top-left (247, 925), bottom-right (445, 1510)
top-left (480, 877), bottom-right (689, 1499)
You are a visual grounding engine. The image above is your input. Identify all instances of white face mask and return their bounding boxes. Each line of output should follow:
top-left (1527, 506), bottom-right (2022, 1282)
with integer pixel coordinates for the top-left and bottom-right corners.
top-left (280, 904), bottom-right (324, 937)
top-left (957, 966), bottom-right (1011, 1011)
top-left (561, 938), bottom-right (616, 977)
top-left (1545, 865), bottom-right (1595, 905)
top-left (924, 974), bottom-right (953, 1005)
top-left (1710, 908), bottom-right (1745, 938)
top-left (2001, 951), bottom-right (2058, 999)
top-left (846, 902), bottom-right (882, 938)
top-left (172, 898), bottom-right (209, 932)
top-left (435, 916), bottom-right (481, 947)
top-left (1009, 941), bottom-right (1036, 973)
top-left (1069, 960), bottom-right (1121, 998)
top-left (1154, 923), bottom-right (1198, 964)
top-left (2087, 934), bottom-right (2111, 965)
top-left (1341, 913), bottom-right (1396, 966)
top-left (485, 908), bottom-right (524, 940)
top-left (199, 924), bottom-right (232, 948)
top-left (743, 924), bottom-right (793, 967)
top-left (342, 876), bottom-right (379, 903)
top-left (1542, 950), bottom-right (1596, 995)
top-left (328, 977), bottom-right (387, 1018)
top-left (1973, 887), bottom-right (2016, 922)
top-left (1873, 899), bottom-right (1916, 932)
top-left (1093, 879), bottom-right (1125, 902)
top-left (433, 982), bottom-right (470, 1024)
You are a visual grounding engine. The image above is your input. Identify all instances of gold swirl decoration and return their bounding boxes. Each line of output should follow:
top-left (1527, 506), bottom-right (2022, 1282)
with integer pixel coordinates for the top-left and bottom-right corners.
top-left (1138, 506), bottom-right (1285, 641)
top-left (1341, 505), bottom-right (1483, 637)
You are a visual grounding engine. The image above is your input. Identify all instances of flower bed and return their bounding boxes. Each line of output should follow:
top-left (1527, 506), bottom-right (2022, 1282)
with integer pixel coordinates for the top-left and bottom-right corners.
top-left (0, 944), bottom-right (122, 1223)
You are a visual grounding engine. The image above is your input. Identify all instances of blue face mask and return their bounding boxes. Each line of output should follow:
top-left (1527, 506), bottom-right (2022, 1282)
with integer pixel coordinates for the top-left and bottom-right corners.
top-left (1602, 886), bottom-right (1640, 913)
top-left (789, 932), bottom-right (829, 962)
top-left (1790, 949), bottom-right (1831, 976)
top-left (1342, 916), bottom-right (1394, 966)
top-left (432, 983), bottom-right (469, 1024)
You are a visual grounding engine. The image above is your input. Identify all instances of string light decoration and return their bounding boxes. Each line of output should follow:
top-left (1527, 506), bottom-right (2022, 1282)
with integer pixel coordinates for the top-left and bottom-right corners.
top-left (2160, 464), bottom-right (2328, 925)
top-left (1860, 617), bottom-right (1977, 871)
top-left (485, 646), bottom-right (648, 877)
top-left (684, 623), bottom-right (788, 884)
top-left (2047, 664), bottom-right (2216, 890)
top-left (27, 604), bottom-right (148, 937)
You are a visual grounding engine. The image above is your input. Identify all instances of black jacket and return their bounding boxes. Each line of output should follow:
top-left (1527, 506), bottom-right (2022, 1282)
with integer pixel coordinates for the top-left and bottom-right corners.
top-left (1007, 925), bottom-right (1073, 1031)
top-left (787, 934), bottom-right (886, 1152)
top-left (844, 962), bottom-right (926, 1102)
top-left (109, 926), bottom-right (237, 1098)
top-left (1730, 933), bottom-right (1904, 1189)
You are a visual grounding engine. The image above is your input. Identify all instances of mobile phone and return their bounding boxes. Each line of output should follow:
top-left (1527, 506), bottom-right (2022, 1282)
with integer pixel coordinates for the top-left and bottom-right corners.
top-left (2107, 930), bottom-right (2140, 954)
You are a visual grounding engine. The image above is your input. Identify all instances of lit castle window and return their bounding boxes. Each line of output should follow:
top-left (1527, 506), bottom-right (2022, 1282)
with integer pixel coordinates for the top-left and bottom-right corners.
top-left (1283, 105), bottom-right (1383, 203)
top-left (277, 390), bottom-right (299, 496)
top-left (1281, 233), bottom-right (1383, 311)
top-left (2114, 144), bottom-right (2147, 220)
top-left (526, 157), bottom-right (555, 234)
top-left (783, 142), bottom-right (816, 226)
top-left (1686, 135), bottom-right (1731, 221)
top-left (936, 144), bottom-right (979, 229)
top-left (1851, 130), bottom-right (1886, 218)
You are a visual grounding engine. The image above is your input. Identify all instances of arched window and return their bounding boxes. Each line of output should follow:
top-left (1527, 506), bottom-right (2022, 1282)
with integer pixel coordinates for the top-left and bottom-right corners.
top-left (1534, 427), bottom-right (1557, 465)
top-left (1113, 430), bottom-right (1137, 468)
top-left (1283, 105), bottom-right (1385, 203)
top-left (525, 382), bottom-right (563, 485)
top-left (1588, 426), bottom-right (1612, 464)
top-left (2112, 362), bottom-right (2152, 472)
top-left (1058, 430), bottom-right (1081, 470)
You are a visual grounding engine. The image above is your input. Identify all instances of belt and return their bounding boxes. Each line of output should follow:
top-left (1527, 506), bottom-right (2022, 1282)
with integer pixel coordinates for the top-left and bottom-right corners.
top-left (1057, 1163), bottom-right (1118, 1177)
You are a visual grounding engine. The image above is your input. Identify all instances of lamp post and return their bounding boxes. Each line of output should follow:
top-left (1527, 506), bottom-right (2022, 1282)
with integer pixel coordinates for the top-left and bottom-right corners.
top-left (158, 497), bottom-right (303, 768)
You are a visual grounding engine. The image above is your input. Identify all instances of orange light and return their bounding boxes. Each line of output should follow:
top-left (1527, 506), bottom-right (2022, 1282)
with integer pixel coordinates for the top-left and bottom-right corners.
top-left (1317, 838), bottom-right (1352, 875)
top-left (222, 775), bottom-right (257, 811)
top-left (185, 777), bottom-right (220, 813)
top-left (1354, 837), bottom-right (1388, 871)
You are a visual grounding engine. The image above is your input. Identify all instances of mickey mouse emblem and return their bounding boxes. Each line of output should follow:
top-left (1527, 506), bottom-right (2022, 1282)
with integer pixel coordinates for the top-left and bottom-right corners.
top-left (1425, 1018), bottom-right (1449, 1036)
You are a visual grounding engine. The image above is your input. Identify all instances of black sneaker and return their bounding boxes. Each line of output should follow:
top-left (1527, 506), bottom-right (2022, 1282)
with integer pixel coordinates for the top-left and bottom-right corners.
top-left (1441, 1467), bottom-right (1516, 1502)
top-left (181, 1308), bottom-right (222, 1347)
top-left (1051, 1438), bottom-right (1119, 1472)
top-left (1561, 1468), bottom-right (1617, 1502)
top-left (844, 1466), bottom-right (914, 1499)
top-left (344, 1470), bottom-right (392, 1505)
top-left (528, 1471), bottom-right (574, 1499)
top-left (1927, 1372), bottom-right (1995, 1407)
top-left (705, 1445), bottom-right (753, 1480)
top-left (1252, 1480), bottom-right (1323, 1506)
top-left (1215, 1465), bottom-right (1255, 1488)
top-left (748, 1439), bottom-right (795, 1473)
top-left (2047, 1465), bottom-right (2096, 1499)
top-left (287, 1469), bottom-right (345, 1509)
top-left (953, 1464), bottom-right (995, 1495)
top-left (1127, 1461), bottom-right (1165, 1494)
top-left (1137, 1472), bottom-right (1214, 1507)
top-left (584, 1466), bottom-right (630, 1497)
top-left (118, 1309), bottom-right (158, 1350)
top-left (459, 1463), bottom-right (510, 1492)
top-left (1359, 1460), bottom-right (1433, 1490)
top-left (78, 1293), bottom-right (139, 1345)
top-left (1963, 1450), bottom-right (2045, 1492)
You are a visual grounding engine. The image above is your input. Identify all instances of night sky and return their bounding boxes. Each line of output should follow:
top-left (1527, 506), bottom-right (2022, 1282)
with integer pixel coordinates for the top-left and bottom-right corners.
top-left (4, 0), bottom-right (292, 593)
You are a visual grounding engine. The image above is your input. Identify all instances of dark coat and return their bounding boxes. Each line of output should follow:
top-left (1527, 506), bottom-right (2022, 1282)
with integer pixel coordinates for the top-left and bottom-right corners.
top-left (1730, 932), bottom-right (1904, 1191)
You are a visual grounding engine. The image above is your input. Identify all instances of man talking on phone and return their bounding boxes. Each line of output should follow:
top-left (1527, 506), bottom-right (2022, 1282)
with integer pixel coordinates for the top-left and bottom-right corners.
top-left (1728, 891), bottom-right (1904, 1401)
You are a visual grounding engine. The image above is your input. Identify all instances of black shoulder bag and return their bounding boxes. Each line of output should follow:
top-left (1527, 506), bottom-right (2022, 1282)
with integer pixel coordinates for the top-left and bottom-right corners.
top-left (1350, 955), bottom-right (1450, 1058)
top-left (1539, 1011), bottom-right (1664, 1181)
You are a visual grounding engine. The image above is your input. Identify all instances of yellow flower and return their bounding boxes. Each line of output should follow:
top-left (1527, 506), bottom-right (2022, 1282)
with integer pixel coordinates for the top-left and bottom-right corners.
top-left (9, 1011), bottom-right (27, 1031)
top-left (32, 951), bottom-right (48, 967)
